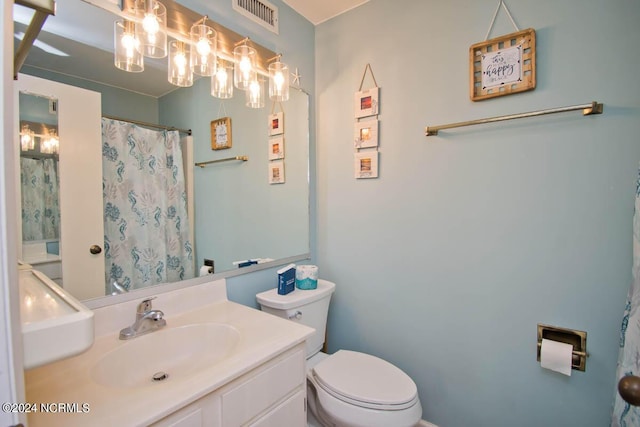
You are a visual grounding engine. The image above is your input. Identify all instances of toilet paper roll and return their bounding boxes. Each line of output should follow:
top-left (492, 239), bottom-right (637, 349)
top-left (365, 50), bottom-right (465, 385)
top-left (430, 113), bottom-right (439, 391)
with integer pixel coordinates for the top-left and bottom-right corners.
top-left (295, 265), bottom-right (318, 290)
top-left (199, 265), bottom-right (213, 276)
top-left (540, 338), bottom-right (573, 376)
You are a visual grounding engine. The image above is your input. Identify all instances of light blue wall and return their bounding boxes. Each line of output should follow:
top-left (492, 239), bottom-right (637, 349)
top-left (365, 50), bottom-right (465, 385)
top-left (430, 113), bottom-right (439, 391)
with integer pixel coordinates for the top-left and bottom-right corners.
top-left (167, 2), bottom-right (316, 296)
top-left (19, 65), bottom-right (159, 123)
top-left (315, 0), bottom-right (640, 426)
top-left (159, 80), bottom-right (309, 271)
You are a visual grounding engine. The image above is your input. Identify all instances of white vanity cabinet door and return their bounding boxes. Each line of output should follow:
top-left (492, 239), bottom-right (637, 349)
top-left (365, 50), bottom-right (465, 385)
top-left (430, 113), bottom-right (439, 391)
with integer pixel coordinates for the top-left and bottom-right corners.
top-left (151, 392), bottom-right (221, 427)
top-left (248, 389), bottom-right (306, 427)
top-left (221, 346), bottom-right (305, 426)
top-left (152, 343), bottom-right (306, 427)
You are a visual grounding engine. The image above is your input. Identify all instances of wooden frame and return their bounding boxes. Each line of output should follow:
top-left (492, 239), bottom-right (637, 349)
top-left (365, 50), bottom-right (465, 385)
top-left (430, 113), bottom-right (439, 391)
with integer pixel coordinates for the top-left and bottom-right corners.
top-left (469, 28), bottom-right (536, 101)
top-left (211, 117), bottom-right (232, 150)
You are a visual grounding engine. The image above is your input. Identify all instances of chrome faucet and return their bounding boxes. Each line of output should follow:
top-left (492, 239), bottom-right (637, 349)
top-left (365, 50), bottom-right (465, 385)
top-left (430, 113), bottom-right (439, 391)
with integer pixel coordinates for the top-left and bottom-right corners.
top-left (119, 297), bottom-right (166, 340)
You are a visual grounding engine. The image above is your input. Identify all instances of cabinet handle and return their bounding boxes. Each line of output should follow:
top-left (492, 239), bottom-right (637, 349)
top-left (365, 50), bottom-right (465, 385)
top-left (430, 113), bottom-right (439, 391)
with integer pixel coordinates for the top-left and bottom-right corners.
top-left (89, 245), bottom-right (102, 255)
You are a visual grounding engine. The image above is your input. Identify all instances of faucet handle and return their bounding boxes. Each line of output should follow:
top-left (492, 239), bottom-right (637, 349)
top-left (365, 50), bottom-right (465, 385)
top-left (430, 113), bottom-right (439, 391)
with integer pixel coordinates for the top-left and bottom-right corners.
top-left (136, 297), bottom-right (156, 314)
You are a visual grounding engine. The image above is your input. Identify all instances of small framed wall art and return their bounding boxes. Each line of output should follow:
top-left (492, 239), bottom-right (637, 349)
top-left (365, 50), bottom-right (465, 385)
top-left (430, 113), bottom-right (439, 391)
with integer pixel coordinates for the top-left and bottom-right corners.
top-left (354, 151), bottom-right (378, 179)
top-left (269, 160), bottom-right (285, 184)
top-left (211, 117), bottom-right (232, 150)
top-left (268, 112), bottom-right (284, 136)
top-left (269, 136), bottom-right (285, 160)
top-left (354, 119), bottom-right (378, 149)
top-left (469, 28), bottom-right (536, 101)
top-left (354, 87), bottom-right (379, 119)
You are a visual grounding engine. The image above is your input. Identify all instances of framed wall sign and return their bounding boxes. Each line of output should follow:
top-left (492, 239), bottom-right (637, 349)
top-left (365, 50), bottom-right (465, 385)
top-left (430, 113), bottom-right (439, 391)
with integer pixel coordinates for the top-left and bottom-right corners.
top-left (469, 28), bottom-right (536, 101)
top-left (269, 136), bottom-right (284, 160)
top-left (354, 151), bottom-right (379, 179)
top-left (269, 160), bottom-right (285, 184)
top-left (354, 87), bottom-right (379, 119)
top-left (211, 117), bottom-right (232, 150)
top-left (354, 119), bottom-right (379, 149)
top-left (268, 112), bottom-right (284, 136)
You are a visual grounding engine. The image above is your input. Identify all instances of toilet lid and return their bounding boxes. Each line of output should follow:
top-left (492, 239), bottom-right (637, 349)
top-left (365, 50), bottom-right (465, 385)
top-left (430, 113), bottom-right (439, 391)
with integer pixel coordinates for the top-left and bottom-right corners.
top-left (312, 350), bottom-right (418, 410)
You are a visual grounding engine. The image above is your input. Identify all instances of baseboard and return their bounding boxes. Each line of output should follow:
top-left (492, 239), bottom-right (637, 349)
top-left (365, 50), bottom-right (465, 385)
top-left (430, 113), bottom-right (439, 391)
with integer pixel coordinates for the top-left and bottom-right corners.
top-left (417, 421), bottom-right (438, 427)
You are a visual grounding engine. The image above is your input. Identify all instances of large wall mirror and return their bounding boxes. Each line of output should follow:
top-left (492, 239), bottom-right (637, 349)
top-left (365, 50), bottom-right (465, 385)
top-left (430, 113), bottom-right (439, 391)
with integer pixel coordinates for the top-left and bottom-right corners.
top-left (13, 0), bottom-right (310, 304)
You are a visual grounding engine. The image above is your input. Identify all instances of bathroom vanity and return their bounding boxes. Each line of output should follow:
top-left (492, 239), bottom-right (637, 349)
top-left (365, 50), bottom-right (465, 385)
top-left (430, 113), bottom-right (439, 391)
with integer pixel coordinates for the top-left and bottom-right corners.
top-left (24, 278), bottom-right (314, 426)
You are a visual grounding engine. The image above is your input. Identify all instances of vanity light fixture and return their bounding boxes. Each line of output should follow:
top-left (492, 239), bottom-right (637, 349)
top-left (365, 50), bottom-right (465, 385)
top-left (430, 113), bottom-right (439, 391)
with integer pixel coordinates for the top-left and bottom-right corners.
top-left (168, 41), bottom-right (193, 87)
top-left (267, 55), bottom-right (289, 102)
top-left (41, 128), bottom-right (59, 155)
top-left (113, 0), bottom-right (291, 98)
top-left (246, 78), bottom-right (265, 109)
top-left (114, 19), bottom-right (144, 72)
top-left (234, 41), bottom-right (257, 90)
top-left (211, 59), bottom-right (234, 99)
top-left (190, 18), bottom-right (217, 76)
top-left (20, 124), bottom-right (35, 151)
top-left (135, 0), bottom-right (168, 58)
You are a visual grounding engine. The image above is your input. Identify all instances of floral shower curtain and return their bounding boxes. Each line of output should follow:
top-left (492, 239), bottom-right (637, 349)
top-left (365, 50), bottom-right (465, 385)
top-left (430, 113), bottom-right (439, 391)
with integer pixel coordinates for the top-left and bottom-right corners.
top-left (20, 157), bottom-right (60, 241)
top-left (101, 118), bottom-right (194, 292)
top-left (612, 170), bottom-right (640, 426)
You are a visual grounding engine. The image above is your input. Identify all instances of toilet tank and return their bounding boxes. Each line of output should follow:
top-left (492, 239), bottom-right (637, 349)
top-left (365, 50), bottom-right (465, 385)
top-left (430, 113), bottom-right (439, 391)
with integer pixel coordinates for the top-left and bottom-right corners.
top-left (256, 279), bottom-right (335, 358)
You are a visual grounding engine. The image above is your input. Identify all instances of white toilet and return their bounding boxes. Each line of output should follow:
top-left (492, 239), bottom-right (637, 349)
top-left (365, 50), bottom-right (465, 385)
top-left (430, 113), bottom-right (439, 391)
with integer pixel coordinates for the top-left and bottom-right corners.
top-left (256, 279), bottom-right (423, 427)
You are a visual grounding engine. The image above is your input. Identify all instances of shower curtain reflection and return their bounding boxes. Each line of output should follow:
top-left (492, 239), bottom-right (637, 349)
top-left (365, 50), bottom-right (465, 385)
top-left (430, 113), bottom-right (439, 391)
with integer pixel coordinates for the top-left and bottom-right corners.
top-left (101, 118), bottom-right (194, 293)
top-left (20, 157), bottom-right (60, 241)
top-left (612, 168), bottom-right (640, 426)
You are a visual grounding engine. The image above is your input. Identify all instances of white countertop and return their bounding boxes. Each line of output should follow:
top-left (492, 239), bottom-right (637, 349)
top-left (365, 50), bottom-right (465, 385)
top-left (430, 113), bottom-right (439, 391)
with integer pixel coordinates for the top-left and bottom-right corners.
top-left (24, 279), bottom-right (314, 426)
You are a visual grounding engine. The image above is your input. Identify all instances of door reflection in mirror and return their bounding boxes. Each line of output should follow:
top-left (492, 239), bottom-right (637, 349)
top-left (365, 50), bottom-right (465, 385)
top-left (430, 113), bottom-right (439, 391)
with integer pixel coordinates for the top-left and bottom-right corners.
top-left (19, 93), bottom-right (61, 245)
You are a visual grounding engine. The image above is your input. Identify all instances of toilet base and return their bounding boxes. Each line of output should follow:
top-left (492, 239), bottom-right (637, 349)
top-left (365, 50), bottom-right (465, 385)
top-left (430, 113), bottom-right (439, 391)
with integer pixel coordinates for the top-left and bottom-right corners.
top-left (307, 377), bottom-right (422, 427)
top-left (307, 407), bottom-right (324, 427)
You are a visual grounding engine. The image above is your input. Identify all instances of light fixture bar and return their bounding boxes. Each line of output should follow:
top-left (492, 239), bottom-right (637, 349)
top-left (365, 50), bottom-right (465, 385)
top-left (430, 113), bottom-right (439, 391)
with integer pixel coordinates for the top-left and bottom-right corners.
top-left (119, 0), bottom-right (276, 74)
top-left (14, 0), bottom-right (56, 78)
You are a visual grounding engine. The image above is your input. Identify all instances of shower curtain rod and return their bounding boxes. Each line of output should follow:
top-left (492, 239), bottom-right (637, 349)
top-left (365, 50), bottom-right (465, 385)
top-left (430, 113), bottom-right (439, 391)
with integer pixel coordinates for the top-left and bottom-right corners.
top-left (102, 114), bottom-right (192, 136)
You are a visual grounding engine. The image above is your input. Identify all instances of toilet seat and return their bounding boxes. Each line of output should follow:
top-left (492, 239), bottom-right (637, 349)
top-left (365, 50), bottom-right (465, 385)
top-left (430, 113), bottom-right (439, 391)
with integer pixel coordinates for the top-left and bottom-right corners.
top-left (311, 350), bottom-right (419, 411)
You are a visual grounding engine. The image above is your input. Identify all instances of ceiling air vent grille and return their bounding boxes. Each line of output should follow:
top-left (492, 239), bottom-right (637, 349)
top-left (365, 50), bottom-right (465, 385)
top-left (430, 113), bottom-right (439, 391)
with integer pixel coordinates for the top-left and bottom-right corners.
top-left (232, 0), bottom-right (279, 34)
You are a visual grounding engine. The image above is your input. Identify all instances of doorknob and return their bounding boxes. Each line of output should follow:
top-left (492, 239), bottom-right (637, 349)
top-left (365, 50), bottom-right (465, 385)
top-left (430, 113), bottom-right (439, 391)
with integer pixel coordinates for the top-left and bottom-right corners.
top-left (89, 245), bottom-right (102, 255)
top-left (619, 375), bottom-right (640, 406)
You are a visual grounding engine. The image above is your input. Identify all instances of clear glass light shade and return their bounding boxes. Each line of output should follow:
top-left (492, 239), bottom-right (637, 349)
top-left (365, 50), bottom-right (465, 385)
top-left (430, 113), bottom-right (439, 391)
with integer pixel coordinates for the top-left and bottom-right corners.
top-left (135, 0), bottom-right (167, 58)
top-left (168, 41), bottom-right (193, 87)
top-left (114, 20), bottom-right (144, 72)
top-left (41, 129), bottom-right (59, 154)
top-left (246, 79), bottom-right (265, 109)
top-left (190, 24), bottom-right (217, 76)
top-left (233, 44), bottom-right (257, 90)
top-left (211, 60), bottom-right (233, 99)
top-left (268, 61), bottom-right (289, 102)
top-left (20, 124), bottom-right (35, 151)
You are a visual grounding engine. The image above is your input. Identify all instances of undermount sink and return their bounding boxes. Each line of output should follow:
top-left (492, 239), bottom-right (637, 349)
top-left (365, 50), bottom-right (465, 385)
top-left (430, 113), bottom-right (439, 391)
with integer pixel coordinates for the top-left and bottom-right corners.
top-left (91, 323), bottom-right (240, 389)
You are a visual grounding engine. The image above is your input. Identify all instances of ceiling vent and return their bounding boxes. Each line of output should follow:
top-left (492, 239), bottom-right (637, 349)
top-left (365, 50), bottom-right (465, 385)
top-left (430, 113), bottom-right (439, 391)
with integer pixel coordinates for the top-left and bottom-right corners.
top-left (232, 0), bottom-right (279, 34)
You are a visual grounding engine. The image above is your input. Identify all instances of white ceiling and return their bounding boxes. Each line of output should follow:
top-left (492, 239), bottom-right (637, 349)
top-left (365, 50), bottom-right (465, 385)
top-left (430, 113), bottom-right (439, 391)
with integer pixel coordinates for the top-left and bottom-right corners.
top-left (283, 0), bottom-right (370, 25)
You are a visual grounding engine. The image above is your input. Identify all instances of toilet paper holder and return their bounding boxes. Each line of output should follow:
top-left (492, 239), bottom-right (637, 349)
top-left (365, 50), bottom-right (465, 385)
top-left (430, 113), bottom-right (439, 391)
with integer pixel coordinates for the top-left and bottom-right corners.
top-left (537, 324), bottom-right (589, 372)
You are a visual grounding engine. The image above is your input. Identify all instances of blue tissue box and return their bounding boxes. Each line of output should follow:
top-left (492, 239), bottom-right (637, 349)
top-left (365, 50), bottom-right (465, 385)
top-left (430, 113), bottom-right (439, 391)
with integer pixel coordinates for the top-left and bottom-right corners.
top-left (277, 264), bottom-right (296, 295)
